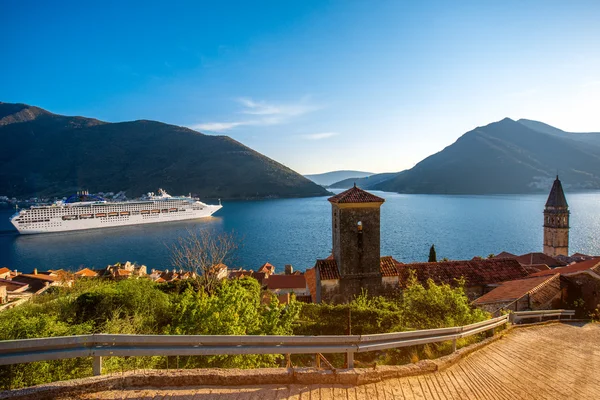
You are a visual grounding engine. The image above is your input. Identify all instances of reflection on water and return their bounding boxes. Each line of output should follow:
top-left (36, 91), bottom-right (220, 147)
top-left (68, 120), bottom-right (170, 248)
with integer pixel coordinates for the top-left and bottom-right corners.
top-left (1, 191), bottom-right (599, 273)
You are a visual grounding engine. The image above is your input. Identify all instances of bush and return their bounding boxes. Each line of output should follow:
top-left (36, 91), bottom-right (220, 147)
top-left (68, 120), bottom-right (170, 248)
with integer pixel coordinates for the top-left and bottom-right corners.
top-left (0, 273), bottom-right (491, 388)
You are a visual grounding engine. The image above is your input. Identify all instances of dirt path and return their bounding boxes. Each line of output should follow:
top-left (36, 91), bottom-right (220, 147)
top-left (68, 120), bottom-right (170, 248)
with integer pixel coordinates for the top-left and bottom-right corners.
top-left (82, 322), bottom-right (600, 399)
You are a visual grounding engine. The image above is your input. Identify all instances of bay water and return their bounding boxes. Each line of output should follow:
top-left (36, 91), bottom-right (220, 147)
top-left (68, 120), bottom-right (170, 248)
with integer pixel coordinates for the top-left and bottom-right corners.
top-left (1, 191), bottom-right (599, 274)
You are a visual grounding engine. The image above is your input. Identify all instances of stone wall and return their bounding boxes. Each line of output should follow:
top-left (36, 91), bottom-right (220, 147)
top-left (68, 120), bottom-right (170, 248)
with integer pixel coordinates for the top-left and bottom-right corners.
top-left (563, 273), bottom-right (600, 315)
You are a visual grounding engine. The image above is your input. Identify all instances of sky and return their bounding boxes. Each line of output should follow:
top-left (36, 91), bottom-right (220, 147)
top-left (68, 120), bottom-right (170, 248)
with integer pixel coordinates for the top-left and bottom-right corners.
top-left (2, 0), bottom-right (600, 174)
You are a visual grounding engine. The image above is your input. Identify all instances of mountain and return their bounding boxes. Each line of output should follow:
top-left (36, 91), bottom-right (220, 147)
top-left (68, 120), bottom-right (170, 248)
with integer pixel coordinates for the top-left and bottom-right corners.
top-left (517, 119), bottom-right (600, 147)
top-left (0, 102), bottom-right (330, 199)
top-left (304, 170), bottom-right (373, 186)
top-left (328, 172), bottom-right (397, 189)
top-left (373, 118), bottom-right (600, 194)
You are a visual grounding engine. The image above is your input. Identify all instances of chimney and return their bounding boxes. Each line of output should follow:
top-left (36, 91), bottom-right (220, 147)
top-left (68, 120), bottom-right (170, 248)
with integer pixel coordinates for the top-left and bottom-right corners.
top-left (285, 265), bottom-right (293, 275)
top-left (34, 268), bottom-right (38, 275)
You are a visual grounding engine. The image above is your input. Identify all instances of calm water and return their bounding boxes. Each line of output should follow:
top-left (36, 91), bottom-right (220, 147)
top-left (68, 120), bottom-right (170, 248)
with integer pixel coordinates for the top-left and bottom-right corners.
top-left (1, 191), bottom-right (599, 274)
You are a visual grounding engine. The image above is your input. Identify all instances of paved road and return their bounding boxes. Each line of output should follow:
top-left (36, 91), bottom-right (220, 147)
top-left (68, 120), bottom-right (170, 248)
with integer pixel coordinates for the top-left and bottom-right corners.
top-left (82, 322), bottom-right (600, 399)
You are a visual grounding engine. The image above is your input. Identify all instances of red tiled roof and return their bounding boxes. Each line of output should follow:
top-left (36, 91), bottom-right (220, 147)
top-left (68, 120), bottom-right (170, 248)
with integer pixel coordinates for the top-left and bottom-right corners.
top-left (228, 270), bottom-right (267, 284)
top-left (396, 259), bottom-right (529, 288)
top-left (522, 264), bottom-right (550, 274)
top-left (528, 258), bottom-right (600, 277)
top-left (315, 259), bottom-right (340, 280)
top-left (15, 273), bottom-right (58, 282)
top-left (380, 256), bottom-right (400, 277)
top-left (258, 262), bottom-right (275, 274)
top-left (515, 253), bottom-right (566, 267)
top-left (0, 278), bottom-right (29, 292)
top-left (571, 252), bottom-right (591, 258)
top-left (492, 252), bottom-right (517, 259)
top-left (266, 274), bottom-right (306, 290)
top-left (0, 267), bottom-right (10, 275)
top-left (473, 274), bottom-right (560, 305)
top-left (314, 256), bottom-right (402, 279)
top-left (75, 268), bottom-right (98, 277)
top-left (328, 185), bottom-right (385, 204)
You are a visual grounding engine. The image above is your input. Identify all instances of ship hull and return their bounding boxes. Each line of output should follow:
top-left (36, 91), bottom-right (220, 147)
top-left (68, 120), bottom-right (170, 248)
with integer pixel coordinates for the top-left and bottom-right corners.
top-left (11, 204), bottom-right (222, 234)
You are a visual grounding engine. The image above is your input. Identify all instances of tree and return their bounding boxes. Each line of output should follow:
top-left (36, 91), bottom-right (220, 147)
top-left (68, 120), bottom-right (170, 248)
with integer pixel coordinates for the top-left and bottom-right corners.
top-left (169, 228), bottom-right (238, 293)
top-left (428, 245), bottom-right (437, 263)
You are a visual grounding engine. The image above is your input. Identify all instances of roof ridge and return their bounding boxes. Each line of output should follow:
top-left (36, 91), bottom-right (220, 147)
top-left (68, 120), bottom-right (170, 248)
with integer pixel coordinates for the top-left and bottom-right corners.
top-left (328, 186), bottom-right (385, 204)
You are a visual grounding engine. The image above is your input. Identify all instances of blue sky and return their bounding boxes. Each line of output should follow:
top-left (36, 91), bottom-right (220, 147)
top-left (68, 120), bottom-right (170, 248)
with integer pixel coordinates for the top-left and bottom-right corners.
top-left (2, 0), bottom-right (600, 174)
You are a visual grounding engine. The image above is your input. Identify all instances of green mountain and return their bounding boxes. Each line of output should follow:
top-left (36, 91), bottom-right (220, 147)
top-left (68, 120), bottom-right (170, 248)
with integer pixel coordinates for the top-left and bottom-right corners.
top-left (328, 172), bottom-right (397, 189)
top-left (0, 102), bottom-right (330, 199)
top-left (304, 170), bottom-right (373, 186)
top-left (373, 118), bottom-right (600, 194)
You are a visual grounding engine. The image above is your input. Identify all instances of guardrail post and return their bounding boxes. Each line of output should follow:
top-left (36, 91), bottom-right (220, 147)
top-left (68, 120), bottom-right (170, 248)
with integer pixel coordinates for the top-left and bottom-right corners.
top-left (315, 354), bottom-right (321, 369)
top-left (452, 338), bottom-right (457, 353)
top-left (93, 356), bottom-right (102, 376)
top-left (346, 351), bottom-right (354, 369)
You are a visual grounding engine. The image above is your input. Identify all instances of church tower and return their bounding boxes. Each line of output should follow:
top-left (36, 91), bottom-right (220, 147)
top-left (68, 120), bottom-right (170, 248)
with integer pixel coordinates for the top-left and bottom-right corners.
top-left (328, 184), bottom-right (385, 299)
top-left (543, 176), bottom-right (569, 257)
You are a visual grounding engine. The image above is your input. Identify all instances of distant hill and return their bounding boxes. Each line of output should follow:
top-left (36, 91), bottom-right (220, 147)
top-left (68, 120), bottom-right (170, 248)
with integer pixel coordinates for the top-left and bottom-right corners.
top-left (373, 118), bottom-right (600, 194)
top-left (328, 172), bottom-right (397, 189)
top-left (304, 170), bottom-right (373, 186)
top-left (0, 102), bottom-right (330, 199)
top-left (517, 119), bottom-right (600, 147)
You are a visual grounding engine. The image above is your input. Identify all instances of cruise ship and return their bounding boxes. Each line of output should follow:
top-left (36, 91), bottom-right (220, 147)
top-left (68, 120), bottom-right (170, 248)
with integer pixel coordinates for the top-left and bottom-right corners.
top-left (10, 189), bottom-right (222, 234)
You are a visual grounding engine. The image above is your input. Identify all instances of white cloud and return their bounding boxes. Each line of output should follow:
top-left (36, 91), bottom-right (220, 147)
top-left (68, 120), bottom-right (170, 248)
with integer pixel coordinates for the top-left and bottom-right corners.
top-left (191, 97), bottom-right (321, 132)
top-left (301, 132), bottom-right (340, 140)
top-left (237, 97), bottom-right (320, 117)
top-left (190, 121), bottom-right (249, 132)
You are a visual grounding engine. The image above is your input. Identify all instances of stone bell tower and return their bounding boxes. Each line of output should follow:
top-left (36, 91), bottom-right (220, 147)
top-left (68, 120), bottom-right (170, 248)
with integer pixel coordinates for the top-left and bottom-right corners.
top-left (543, 176), bottom-right (569, 257)
top-left (328, 184), bottom-right (385, 299)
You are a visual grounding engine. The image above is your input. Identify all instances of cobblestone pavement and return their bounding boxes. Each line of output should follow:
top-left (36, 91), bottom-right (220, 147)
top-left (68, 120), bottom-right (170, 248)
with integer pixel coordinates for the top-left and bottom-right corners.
top-left (82, 323), bottom-right (600, 399)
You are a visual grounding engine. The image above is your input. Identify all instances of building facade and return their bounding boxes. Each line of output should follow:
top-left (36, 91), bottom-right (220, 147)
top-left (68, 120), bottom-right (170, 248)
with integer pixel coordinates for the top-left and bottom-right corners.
top-left (330, 185), bottom-right (385, 301)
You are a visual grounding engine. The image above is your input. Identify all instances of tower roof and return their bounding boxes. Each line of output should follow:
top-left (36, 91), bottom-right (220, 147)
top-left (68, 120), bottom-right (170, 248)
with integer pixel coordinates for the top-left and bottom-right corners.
top-left (545, 176), bottom-right (568, 208)
top-left (328, 184), bottom-right (385, 204)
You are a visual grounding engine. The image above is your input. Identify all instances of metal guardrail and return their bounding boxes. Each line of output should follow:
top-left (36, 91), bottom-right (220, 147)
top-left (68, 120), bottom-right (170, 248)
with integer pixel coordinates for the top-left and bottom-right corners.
top-left (0, 314), bottom-right (511, 375)
top-left (510, 309), bottom-right (575, 324)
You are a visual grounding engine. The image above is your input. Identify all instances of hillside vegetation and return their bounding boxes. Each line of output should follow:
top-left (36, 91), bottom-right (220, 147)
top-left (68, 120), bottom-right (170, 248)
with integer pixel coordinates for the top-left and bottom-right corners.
top-left (0, 102), bottom-right (329, 199)
top-left (0, 276), bottom-right (487, 389)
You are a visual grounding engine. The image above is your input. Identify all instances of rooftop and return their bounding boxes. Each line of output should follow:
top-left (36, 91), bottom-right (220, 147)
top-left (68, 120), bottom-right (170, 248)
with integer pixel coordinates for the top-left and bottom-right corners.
top-left (313, 256), bottom-right (402, 280)
top-left (266, 274), bottom-right (306, 290)
top-left (315, 259), bottom-right (341, 280)
top-left (492, 252), bottom-right (517, 259)
top-left (528, 257), bottom-right (600, 277)
top-left (74, 268), bottom-right (99, 277)
top-left (396, 258), bottom-right (530, 287)
top-left (515, 252), bottom-right (566, 267)
top-left (545, 176), bottom-right (568, 209)
top-left (328, 185), bottom-right (385, 204)
top-left (473, 274), bottom-right (560, 305)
